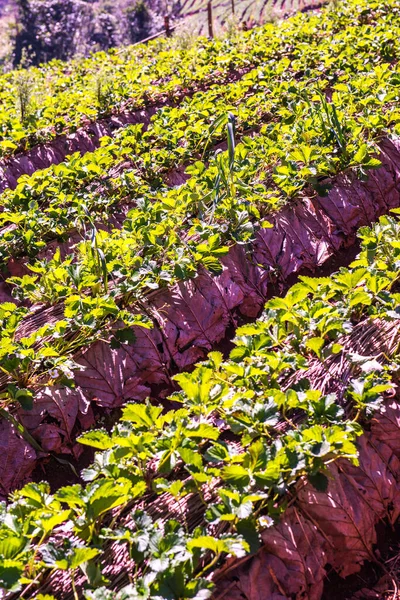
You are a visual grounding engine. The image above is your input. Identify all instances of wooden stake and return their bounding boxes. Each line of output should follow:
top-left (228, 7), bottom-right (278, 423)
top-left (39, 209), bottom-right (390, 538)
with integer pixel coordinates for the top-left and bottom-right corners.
top-left (231, 0), bottom-right (235, 14)
top-left (164, 14), bottom-right (171, 37)
top-left (207, 1), bottom-right (213, 38)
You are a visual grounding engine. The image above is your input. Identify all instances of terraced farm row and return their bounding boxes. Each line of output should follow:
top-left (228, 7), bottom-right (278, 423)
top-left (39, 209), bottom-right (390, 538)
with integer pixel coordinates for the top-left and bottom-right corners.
top-left (7, 213), bottom-right (400, 600)
top-left (176, 0), bottom-right (321, 36)
top-left (0, 0), bottom-right (373, 170)
top-left (1, 0), bottom-right (400, 598)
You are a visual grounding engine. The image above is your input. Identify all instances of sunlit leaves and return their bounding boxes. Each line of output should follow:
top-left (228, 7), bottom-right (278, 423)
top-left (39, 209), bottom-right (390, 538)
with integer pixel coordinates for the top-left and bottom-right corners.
top-left (1, 1), bottom-right (400, 597)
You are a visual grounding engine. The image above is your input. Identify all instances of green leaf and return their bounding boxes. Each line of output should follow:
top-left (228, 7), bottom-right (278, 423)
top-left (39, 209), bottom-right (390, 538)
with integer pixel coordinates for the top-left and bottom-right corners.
top-left (0, 559), bottom-right (24, 589)
top-left (56, 484), bottom-right (86, 508)
top-left (208, 351), bottom-right (223, 369)
top-left (80, 560), bottom-right (108, 588)
top-left (353, 143), bottom-right (368, 163)
top-left (178, 447), bottom-right (203, 468)
top-left (78, 430), bottom-right (113, 450)
top-left (184, 579), bottom-right (213, 600)
top-left (349, 291), bottom-right (371, 307)
top-left (305, 337), bottom-right (325, 358)
top-left (122, 404), bottom-right (163, 428)
top-left (0, 140), bottom-right (18, 151)
top-left (201, 255), bottom-right (223, 273)
top-left (174, 367), bottom-right (214, 407)
top-left (41, 542), bottom-right (100, 571)
top-left (364, 157), bottom-right (382, 168)
top-left (331, 343), bottom-right (343, 354)
top-left (40, 347), bottom-right (60, 357)
top-left (39, 510), bottom-right (72, 534)
top-left (236, 517), bottom-right (261, 554)
top-left (0, 537), bottom-right (26, 560)
top-left (168, 480), bottom-right (185, 499)
top-left (309, 441), bottom-right (331, 457)
top-left (88, 479), bottom-right (132, 520)
top-left (229, 346), bottom-right (248, 361)
top-left (187, 536), bottom-right (220, 554)
top-left (70, 547), bottom-right (100, 569)
top-left (221, 465), bottom-right (250, 488)
top-left (185, 423), bottom-right (220, 441)
top-left (15, 388), bottom-right (34, 411)
top-left (204, 442), bottom-right (230, 463)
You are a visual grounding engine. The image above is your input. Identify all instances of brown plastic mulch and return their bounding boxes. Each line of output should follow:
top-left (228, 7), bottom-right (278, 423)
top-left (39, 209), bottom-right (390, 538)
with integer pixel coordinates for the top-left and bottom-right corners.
top-left (25, 309), bottom-right (400, 599)
top-left (2, 137), bottom-right (400, 501)
top-left (211, 318), bottom-right (400, 600)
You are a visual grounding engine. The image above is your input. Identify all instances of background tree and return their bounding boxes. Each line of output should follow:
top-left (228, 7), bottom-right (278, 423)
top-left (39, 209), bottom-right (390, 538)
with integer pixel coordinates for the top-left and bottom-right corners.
top-left (12, 0), bottom-right (161, 67)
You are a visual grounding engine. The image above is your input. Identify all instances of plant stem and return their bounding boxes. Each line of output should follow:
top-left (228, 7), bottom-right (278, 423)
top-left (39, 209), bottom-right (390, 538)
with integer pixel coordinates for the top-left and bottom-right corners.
top-left (196, 552), bottom-right (222, 579)
top-left (71, 571), bottom-right (79, 600)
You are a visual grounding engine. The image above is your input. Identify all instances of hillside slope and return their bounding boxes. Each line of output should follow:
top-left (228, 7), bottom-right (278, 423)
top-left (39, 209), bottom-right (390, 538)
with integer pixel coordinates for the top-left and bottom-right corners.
top-left (0, 0), bottom-right (321, 65)
top-left (175, 0), bottom-right (318, 35)
top-left (0, 1), bottom-right (400, 599)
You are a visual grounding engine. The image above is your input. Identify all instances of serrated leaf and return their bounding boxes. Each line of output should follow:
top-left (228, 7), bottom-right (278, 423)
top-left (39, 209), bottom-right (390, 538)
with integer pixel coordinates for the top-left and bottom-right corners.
top-left (78, 430), bottom-right (113, 450)
top-left (221, 465), bottom-right (250, 488)
top-left (122, 404), bottom-right (163, 428)
top-left (0, 537), bottom-right (26, 560)
top-left (353, 144), bottom-right (368, 163)
top-left (178, 447), bottom-right (203, 468)
top-left (305, 337), bottom-right (325, 358)
top-left (185, 423), bottom-right (220, 441)
top-left (0, 559), bottom-right (23, 589)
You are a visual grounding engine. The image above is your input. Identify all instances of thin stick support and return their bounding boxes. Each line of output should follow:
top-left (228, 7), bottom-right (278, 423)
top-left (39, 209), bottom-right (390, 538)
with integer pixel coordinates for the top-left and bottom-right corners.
top-left (207, 1), bottom-right (213, 38)
top-left (164, 15), bottom-right (171, 37)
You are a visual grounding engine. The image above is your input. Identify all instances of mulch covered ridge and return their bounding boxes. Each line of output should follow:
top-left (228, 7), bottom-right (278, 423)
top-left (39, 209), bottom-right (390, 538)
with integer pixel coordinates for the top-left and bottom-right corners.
top-left (212, 319), bottom-right (400, 600)
top-left (2, 137), bottom-right (400, 501)
top-left (24, 294), bottom-right (400, 599)
top-left (0, 109), bottom-right (155, 194)
top-left (0, 66), bottom-right (254, 195)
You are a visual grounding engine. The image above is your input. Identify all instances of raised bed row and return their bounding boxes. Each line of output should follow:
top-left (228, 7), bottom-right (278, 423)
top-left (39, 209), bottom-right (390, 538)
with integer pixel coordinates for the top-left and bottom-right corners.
top-left (2, 136), bottom-right (400, 500)
top-left (213, 320), bottom-right (400, 599)
top-left (0, 62), bottom-right (253, 194)
top-left (14, 204), bottom-right (400, 600)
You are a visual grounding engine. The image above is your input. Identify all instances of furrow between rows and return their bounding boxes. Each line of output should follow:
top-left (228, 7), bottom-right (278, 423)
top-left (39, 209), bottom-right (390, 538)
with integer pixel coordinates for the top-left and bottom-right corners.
top-left (1, 136), bottom-right (400, 500)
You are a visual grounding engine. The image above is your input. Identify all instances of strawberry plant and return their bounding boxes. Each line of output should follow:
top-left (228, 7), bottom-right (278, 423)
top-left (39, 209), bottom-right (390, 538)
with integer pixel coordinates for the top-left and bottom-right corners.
top-left (1, 213), bottom-right (400, 597)
top-left (0, 1), bottom-right (399, 596)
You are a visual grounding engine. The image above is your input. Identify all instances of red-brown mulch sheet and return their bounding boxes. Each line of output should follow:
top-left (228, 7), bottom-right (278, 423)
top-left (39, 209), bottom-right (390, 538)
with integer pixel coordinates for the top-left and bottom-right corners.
top-left (211, 389), bottom-right (400, 599)
top-left (1, 138), bottom-right (400, 501)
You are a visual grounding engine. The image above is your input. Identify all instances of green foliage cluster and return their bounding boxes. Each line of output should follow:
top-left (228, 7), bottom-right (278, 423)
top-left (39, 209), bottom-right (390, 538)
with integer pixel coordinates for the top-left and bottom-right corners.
top-left (1, 212), bottom-right (400, 597)
top-left (0, 0), bottom-right (400, 596)
top-left (0, 19), bottom-right (286, 155)
top-left (1, 0), bottom-right (399, 260)
top-left (0, 0), bottom-right (397, 156)
top-left (0, 0), bottom-right (398, 454)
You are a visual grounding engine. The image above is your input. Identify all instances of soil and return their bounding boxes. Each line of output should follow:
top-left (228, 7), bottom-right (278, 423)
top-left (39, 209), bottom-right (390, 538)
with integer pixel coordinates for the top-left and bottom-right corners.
top-left (323, 522), bottom-right (400, 600)
top-left (268, 239), bottom-right (361, 299)
top-left (31, 447), bottom-right (95, 491)
top-left (30, 404), bottom-right (123, 491)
